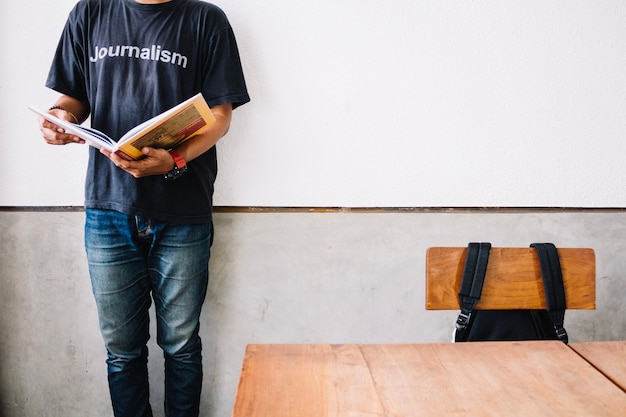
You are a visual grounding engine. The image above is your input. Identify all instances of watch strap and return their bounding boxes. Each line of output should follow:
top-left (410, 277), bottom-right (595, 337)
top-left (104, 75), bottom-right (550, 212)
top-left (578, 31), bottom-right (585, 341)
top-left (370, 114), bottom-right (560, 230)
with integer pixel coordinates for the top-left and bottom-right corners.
top-left (169, 150), bottom-right (186, 169)
top-left (164, 150), bottom-right (188, 180)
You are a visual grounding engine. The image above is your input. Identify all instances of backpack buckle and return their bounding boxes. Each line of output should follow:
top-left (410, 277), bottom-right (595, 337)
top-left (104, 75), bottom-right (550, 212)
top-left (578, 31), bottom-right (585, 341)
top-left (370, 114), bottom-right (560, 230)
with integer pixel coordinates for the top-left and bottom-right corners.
top-left (555, 326), bottom-right (568, 343)
top-left (455, 311), bottom-right (472, 331)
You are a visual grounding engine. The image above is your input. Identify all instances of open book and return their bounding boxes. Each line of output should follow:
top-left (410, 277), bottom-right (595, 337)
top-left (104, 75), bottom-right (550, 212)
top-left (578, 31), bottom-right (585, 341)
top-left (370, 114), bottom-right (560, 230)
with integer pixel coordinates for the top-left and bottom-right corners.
top-left (29, 93), bottom-right (216, 160)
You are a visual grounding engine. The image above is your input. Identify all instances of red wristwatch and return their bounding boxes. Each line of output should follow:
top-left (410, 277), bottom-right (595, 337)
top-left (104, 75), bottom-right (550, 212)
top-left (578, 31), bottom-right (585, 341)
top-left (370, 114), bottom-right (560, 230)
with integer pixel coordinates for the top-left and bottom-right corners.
top-left (164, 150), bottom-right (187, 180)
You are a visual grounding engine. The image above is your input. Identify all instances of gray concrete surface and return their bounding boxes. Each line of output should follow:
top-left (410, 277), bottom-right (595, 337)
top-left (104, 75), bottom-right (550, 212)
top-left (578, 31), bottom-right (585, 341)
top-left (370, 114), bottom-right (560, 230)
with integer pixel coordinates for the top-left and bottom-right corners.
top-left (1, 210), bottom-right (625, 416)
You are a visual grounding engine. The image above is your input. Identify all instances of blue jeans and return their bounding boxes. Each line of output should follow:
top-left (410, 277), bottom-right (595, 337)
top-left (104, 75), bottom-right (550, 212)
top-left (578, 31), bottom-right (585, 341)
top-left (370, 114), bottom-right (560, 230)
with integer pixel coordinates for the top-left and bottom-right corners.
top-left (85, 209), bottom-right (212, 417)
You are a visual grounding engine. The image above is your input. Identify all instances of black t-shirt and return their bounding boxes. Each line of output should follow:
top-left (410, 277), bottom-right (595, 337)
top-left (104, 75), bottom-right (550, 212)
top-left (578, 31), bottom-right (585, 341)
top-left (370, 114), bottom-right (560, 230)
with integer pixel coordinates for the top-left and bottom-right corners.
top-left (46, 0), bottom-right (250, 223)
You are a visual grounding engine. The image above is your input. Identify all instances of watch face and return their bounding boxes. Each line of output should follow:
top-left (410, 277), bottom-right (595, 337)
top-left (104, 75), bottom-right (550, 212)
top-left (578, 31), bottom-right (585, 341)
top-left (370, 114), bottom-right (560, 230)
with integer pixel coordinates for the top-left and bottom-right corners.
top-left (165, 165), bottom-right (188, 180)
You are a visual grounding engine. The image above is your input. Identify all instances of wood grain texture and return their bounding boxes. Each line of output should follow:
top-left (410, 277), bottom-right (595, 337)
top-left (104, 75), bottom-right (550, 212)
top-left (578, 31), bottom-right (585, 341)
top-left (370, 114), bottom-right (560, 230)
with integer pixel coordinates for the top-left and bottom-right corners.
top-left (570, 341), bottom-right (626, 392)
top-left (425, 247), bottom-right (596, 310)
top-left (231, 344), bottom-right (383, 417)
top-left (231, 342), bottom-right (626, 417)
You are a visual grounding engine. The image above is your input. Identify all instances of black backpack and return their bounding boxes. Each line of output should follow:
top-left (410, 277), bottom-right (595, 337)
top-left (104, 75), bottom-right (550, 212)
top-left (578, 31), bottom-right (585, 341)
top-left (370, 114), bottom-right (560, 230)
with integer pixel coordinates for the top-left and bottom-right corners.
top-left (454, 242), bottom-right (568, 343)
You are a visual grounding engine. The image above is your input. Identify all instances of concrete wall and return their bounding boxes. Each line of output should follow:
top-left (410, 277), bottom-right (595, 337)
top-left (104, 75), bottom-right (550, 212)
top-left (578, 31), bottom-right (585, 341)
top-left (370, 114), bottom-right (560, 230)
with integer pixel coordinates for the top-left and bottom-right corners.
top-left (1, 210), bottom-right (625, 417)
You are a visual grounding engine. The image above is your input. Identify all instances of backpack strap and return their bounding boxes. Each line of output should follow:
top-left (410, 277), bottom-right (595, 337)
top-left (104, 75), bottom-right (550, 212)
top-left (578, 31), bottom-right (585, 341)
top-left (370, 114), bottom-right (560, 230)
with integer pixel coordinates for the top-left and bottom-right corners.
top-left (530, 243), bottom-right (568, 343)
top-left (455, 242), bottom-right (491, 342)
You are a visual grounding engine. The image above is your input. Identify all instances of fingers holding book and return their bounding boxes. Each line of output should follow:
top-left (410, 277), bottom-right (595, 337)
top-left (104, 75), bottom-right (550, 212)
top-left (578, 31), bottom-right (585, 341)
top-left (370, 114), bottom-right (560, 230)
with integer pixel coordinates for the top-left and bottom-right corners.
top-left (101, 147), bottom-right (174, 179)
top-left (37, 112), bottom-right (85, 146)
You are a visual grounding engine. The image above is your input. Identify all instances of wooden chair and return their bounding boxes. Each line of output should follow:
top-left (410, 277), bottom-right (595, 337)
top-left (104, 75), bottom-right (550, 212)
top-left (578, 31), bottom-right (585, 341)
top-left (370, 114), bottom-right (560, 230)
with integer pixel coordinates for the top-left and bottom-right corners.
top-left (425, 246), bottom-right (596, 311)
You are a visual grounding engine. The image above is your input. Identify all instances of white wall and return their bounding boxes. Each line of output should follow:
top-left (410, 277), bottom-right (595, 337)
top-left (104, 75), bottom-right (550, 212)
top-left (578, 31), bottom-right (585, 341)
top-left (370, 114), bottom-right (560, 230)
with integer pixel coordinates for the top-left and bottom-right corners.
top-left (2, 1), bottom-right (626, 207)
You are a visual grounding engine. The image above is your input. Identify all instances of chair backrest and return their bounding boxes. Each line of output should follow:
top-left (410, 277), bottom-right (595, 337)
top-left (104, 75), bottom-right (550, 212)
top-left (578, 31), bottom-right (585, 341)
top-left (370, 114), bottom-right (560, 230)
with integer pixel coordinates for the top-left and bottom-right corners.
top-left (425, 247), bottom-right (596, 310)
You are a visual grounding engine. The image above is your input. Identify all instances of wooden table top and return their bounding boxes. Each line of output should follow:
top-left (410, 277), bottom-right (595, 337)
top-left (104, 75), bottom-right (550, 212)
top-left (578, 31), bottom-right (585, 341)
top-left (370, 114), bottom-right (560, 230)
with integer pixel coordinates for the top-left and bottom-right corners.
top-left (570, 341), bottom-right (626, 392)
top-left (231, 342), bottom-right (626, 417)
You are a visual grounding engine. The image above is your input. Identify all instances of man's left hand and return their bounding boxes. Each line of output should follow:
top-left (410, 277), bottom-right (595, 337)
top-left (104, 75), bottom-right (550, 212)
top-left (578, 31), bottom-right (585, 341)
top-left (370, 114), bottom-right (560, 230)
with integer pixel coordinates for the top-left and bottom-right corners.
top-left (101, 147), bottom-right (175, 178)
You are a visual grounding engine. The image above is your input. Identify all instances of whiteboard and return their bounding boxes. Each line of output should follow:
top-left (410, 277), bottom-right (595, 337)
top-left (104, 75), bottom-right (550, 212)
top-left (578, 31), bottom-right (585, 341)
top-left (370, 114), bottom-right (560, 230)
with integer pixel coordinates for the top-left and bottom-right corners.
top-left (3, 0), bottom-right (625, 207)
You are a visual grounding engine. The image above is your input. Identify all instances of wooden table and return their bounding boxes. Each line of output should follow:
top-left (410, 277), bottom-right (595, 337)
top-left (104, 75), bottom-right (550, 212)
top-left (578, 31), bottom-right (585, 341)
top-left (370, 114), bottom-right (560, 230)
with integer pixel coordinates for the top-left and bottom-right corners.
top-left (570, 341), bottom-right (626, 392)
top-left (231, 342), bottom-right (626, 417)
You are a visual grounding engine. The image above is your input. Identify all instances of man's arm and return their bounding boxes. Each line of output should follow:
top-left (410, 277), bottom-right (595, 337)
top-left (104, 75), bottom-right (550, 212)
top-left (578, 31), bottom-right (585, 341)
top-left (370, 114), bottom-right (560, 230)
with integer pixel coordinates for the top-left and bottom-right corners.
top-left (38, 95), bottom-right (90, 145)
top-left (103, 102), bottom-right (233, 178)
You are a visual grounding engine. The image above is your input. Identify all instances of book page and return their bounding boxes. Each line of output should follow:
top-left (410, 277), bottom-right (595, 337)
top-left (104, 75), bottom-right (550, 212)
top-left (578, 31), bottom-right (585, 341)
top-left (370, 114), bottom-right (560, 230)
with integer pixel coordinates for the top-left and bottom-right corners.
top-left (115, 94), bottom-right (215, 159)
top-left (127, 104), bottom-right (209, 150)
top-left (27, 106), bottom-right (114, 151)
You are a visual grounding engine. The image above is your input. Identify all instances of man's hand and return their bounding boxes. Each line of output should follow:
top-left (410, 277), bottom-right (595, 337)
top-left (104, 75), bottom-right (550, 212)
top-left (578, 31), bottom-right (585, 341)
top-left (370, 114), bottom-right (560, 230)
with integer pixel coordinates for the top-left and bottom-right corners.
top-left (101, 147), bottom-right (175, 178)
top-left (37, 109), bottom-right (85, 145)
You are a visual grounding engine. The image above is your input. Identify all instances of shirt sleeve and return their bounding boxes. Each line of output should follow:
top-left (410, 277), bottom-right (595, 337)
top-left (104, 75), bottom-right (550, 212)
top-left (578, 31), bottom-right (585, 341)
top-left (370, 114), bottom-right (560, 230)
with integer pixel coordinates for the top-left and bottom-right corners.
top-left (45, 5), bottom-right (90, 102)
top-left (202, 26), bottom-right (250, 110)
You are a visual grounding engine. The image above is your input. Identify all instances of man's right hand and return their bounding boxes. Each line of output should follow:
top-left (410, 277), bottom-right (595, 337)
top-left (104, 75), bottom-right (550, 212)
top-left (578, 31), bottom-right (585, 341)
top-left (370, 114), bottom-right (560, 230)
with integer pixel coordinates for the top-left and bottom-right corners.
top-left (38, 108), bottom-right (85, 145)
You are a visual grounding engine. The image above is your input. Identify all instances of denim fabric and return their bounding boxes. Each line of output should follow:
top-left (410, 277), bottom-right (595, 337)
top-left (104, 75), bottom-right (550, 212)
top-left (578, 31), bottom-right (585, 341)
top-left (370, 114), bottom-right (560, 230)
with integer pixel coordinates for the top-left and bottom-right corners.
top-left (85, 209), bottom-right (212, 417)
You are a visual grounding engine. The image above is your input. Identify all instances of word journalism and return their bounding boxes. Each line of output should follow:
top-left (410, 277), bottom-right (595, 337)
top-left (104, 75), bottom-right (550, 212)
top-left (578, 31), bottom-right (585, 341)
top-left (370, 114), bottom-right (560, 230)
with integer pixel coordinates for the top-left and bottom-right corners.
top-left (89, 44), bottom-right (188, 68)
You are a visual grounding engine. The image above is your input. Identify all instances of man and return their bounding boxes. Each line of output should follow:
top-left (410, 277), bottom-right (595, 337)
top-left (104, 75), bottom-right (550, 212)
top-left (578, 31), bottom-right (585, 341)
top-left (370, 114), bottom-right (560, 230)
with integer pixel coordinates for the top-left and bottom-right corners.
top-left (37, 1), bottom-right (249, 416)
